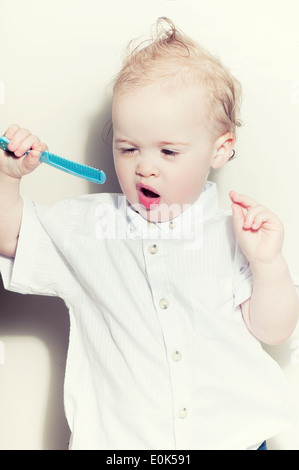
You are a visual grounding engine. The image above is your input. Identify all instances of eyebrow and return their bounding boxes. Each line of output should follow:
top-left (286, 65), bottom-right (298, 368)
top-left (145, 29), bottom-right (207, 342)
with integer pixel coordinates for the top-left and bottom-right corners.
top-left (114, 138), bottom-right (136, 145)
top-left (114, 138), bottom-right (190, 147)
top-left (158, 141), bottom-right (190, 147)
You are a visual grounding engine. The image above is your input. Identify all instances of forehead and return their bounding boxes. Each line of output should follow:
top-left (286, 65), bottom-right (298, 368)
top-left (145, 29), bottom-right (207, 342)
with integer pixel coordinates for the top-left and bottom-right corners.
top-left (112, 84), bottom-right (208, 132)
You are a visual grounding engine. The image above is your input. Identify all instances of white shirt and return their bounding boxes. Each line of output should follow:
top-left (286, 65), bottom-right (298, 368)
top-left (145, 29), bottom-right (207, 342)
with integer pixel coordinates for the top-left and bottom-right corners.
top-left (0, 181), bottom-right (297, 450)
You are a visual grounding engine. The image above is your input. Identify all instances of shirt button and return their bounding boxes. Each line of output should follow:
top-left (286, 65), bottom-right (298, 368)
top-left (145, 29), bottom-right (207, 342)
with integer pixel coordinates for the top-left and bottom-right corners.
top-left (148, 244), bottom-right (158, 255)
top-left (159, 298), bottom-right (169, 309)
top-left (178, 407), bottom-right (188, 419)
top-left (169, 220), bottom-right (176, 230)
top-left (172, 350), bottom-right (182, 362)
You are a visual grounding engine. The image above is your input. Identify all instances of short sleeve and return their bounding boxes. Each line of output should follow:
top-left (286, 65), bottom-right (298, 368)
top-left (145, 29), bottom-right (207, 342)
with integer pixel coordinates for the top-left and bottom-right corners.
top-left (232, 246), bottom-right (299, 311)
top-left (0, 197), bottom-right (74, 298)
top-left (232, 241), bottom-right (253, 310)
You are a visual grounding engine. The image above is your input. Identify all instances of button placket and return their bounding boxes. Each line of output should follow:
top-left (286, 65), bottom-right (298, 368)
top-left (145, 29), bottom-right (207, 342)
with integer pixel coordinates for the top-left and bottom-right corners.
top-left (143, 238), bottom-right (190, 441)
top-left (156, 292), bottom-right (189, 429)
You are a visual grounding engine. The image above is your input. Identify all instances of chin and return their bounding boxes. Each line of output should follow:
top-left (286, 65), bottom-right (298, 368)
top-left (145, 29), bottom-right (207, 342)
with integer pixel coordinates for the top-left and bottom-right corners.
top-left (140, 203), bottom-right (184, 223)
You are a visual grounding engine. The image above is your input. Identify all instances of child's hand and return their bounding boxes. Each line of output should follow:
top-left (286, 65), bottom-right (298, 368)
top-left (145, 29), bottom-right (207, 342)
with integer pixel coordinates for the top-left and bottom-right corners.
top-left (229, 191), bottom-right (284, 265)
top-left (0, 124), bottom-right (47, 179)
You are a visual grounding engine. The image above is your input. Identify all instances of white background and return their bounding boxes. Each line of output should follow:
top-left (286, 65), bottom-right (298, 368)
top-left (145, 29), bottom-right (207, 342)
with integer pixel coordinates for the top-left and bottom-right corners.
top-left (0, 0), bottom-right (299, 450)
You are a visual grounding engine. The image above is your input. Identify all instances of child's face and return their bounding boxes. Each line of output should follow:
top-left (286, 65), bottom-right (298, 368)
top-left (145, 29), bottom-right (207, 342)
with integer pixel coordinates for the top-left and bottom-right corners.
top-left (112, 84), bottom-right (226, 222)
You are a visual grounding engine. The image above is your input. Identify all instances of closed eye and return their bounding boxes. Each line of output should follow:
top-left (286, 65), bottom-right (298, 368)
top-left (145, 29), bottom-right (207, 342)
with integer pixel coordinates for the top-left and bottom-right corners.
top-left (120, 148), bottom-right (137, 154)
top-left (161, 149), bottom-right (179, 156)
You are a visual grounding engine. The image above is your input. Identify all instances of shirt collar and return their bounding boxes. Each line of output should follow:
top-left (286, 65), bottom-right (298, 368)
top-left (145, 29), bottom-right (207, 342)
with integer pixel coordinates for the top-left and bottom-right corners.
top-left (125, 181), bottom-right (219, 240)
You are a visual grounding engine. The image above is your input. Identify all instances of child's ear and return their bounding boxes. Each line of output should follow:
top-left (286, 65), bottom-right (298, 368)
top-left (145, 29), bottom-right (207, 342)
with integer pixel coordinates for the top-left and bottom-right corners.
top-left (210, 132), bottom-right (235, 169)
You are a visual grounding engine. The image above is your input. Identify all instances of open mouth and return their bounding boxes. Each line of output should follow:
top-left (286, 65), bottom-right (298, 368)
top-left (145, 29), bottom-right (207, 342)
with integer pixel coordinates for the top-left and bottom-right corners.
top-left (141, 187), bottom-right (160, 198)
top-left (137, 184), bottom-right (161, 209)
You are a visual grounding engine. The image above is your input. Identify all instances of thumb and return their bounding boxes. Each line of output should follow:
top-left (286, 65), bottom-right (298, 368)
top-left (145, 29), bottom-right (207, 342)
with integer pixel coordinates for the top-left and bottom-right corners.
top-left (21, 141), bottom-right (47, 174)
top-left (20, 149), bottom-right (42, 174)
top-left (231, 203), bottom-right (245, 235)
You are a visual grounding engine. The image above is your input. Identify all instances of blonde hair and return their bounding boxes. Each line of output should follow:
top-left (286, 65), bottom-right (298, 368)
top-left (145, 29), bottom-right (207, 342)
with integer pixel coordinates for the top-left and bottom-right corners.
top-left (113, 17), bottom-right (242, 141)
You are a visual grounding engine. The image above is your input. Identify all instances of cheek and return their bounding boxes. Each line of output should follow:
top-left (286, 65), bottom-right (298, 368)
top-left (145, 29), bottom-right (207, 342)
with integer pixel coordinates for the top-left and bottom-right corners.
top-left (114, 159), bottom-right (135, 196)
top-left (171, 167), bottom-right (206, 203)
top-left (114, 158), bottom-right (128, 182)
top-left (175, 180), bottom-right (199, 201)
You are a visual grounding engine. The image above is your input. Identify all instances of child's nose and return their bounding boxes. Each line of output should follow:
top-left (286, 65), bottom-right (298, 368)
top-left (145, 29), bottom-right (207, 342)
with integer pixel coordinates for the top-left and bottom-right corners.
top-left (135, 156), bottom-right (159, 178)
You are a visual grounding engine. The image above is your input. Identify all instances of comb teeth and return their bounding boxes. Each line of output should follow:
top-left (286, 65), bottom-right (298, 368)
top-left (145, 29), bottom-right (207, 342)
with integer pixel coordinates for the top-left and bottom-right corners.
top-left (40, 151), bottom-right (106, 184)
top-left (47, 153), bottom-right (103, 179)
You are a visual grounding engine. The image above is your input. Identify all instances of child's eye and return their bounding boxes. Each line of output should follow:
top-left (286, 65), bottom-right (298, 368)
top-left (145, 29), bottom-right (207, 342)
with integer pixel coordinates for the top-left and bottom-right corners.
top-left (162, 149), bottom-right (178, 157)
top-left (120, 148), bottom-right (137, 154)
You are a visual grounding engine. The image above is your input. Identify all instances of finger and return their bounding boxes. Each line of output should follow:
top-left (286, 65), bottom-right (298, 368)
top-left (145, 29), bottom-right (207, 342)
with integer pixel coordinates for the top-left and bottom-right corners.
top-left (7, 128), bottom-right (32, 153)
top-left (243, 205), bottom-right (267, 229)
top-left (231, 203), bottom-right (245, 235)
top-left (251, 212), bottom-right (272, 231)
top-left (21, 140), bottom-right (48, 173)
top-left (229, 191), bottom-right (258, 209)
top-left (13, 134), bottom-right (43, 157)
top-left (250, 210), bottom-right (279, 231)
top-left (21, 152), bottom-right (42, 173)
top-left (4, 124), bottom-right (21, 140)
top-left (31, 140), bottom-right (48, 154)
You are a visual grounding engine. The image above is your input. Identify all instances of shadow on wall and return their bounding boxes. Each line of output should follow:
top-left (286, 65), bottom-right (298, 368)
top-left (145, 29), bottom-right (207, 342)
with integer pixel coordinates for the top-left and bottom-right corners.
top-left (0, 277), bottom-right (70, 450)
top-left (85, 96), bottom-right (122, 195)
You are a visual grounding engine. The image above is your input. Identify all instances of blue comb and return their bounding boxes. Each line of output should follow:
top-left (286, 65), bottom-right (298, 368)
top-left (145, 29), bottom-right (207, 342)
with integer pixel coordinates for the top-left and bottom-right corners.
top-left (0, 135), bottom-right (106, 184)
